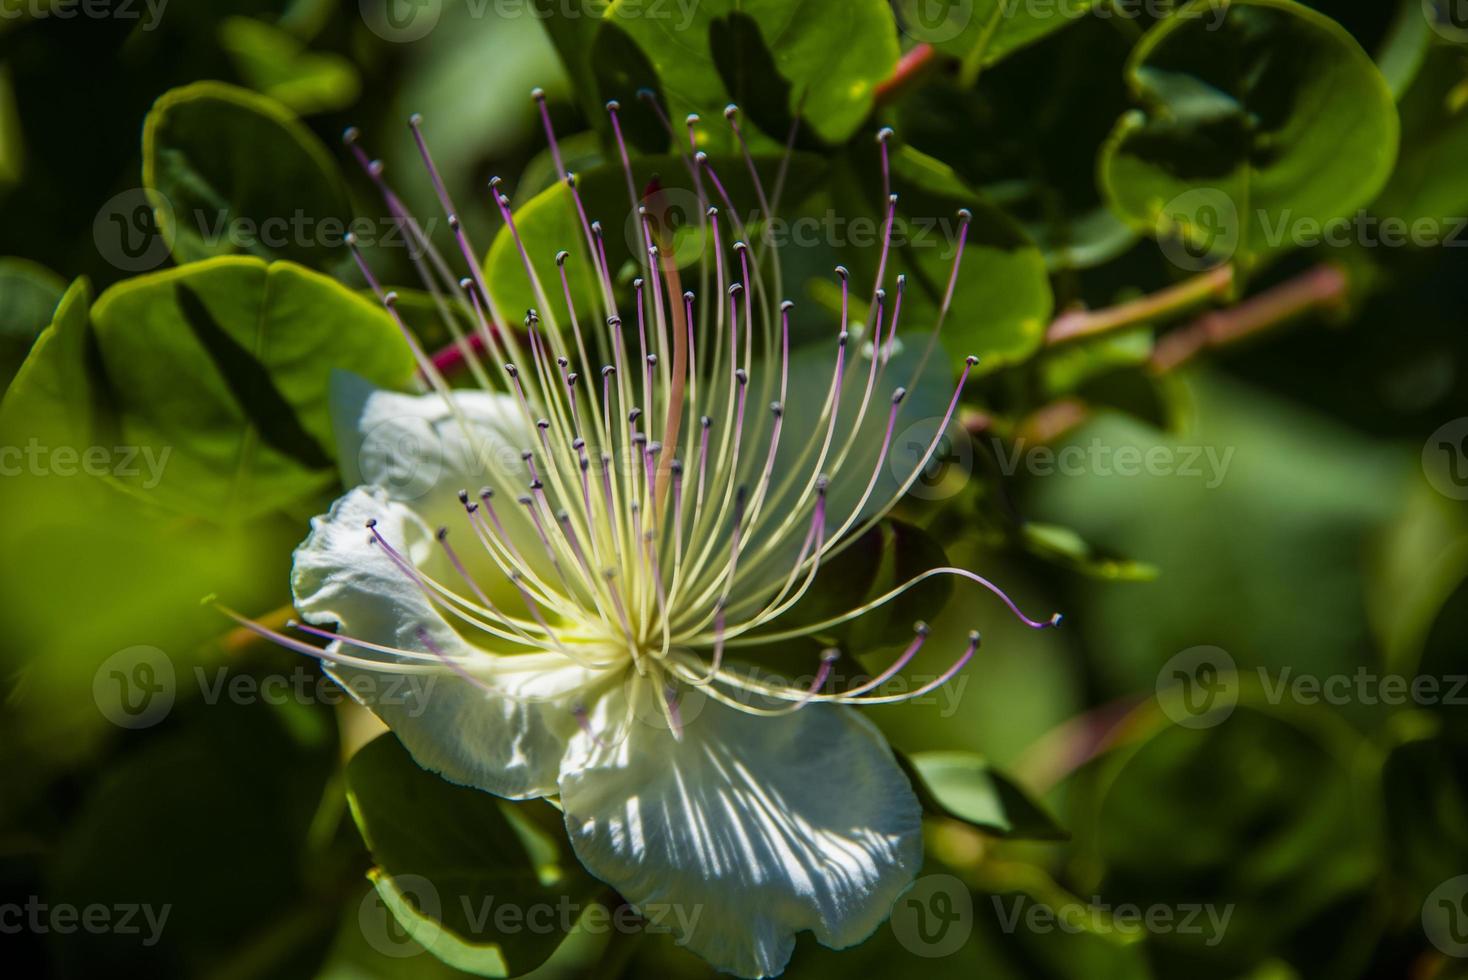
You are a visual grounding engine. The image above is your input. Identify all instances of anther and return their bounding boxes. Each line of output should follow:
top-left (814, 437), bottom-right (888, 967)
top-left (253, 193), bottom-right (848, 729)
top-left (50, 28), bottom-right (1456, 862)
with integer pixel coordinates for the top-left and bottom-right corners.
top-left (556, 250), bottom-right (569, 266)
top-left (436, 526), bottom-right (449, 541)
top-left (505, 363), bottom-right (519, 378)
top-left (342, 126), bottom-right (361, 145)
top-left (835, 265), bottom-right (849, 280)
top-left (915, 621), bottom-right (930, 636)
top-left (457, 489), bottom-right (470, 504)
top-left (770, 402), bottom-right (783, 417)
top-left (735, 368), bottom-right (748, 386)
top-left (876, 127), bottom-right (894, 143)
top-left (892, 387), bottom-right (908, 405)
top-left (966, 355), bottom-right (979, 366)
top-left (780, 299), bottom-right (795, 312)
top-left (479, 487), bottom-right (494, 499)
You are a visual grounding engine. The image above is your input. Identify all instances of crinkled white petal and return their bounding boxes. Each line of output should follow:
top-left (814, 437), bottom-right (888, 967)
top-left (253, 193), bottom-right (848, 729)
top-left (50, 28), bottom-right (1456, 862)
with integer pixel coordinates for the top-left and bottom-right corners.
top-left (292, 485), bottom-right (609, 799)
top-left (556, 682), bottom-right (923, 978)
top-left (350, 387), bottom-right (553, 600)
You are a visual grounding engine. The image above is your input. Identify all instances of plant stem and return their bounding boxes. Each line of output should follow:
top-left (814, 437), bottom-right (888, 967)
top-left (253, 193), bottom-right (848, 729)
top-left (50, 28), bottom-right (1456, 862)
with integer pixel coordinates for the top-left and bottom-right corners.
top-left (1149, 263), bottom-right (1348, 373)
top-left (1045, 264), bottom-right (1236, 346)
top-left (874, 43), bottom-right (939, 105)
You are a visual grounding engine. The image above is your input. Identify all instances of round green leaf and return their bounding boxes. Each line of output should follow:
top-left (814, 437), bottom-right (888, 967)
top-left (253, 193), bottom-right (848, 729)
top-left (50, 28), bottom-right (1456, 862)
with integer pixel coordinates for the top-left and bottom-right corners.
top-left (346, 735), bottom-right (601, 979)
top-left (902, 749), bottom-right (1069, 840)
top-left (1098, 0), bottom-right (1399, 273)
top-left (0, 257), bottom-right (65, 394)
top-left (89, 257), bottom-right (415, 520)
top-left (604, 0), bottom-right (899, 145)
top-left (143, 81), bottom-right (354, 274)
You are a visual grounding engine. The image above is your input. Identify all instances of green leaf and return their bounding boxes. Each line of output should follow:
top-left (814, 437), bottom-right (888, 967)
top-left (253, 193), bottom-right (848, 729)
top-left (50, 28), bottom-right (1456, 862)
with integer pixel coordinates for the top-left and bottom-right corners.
top-left (897, 15), bottom-right (1140, 271)
top-left (483, 151), bottom-right (826, 330)
top-left (218, 16), bottom-right (362, 116)
top-left (0, 257), bottom-right (66, 394)
top-left (901, 749), bottom-right (1069, 840)
top-left (1021, 521), bottom-right (1159, 583)
top-left (1075, 706), bottom-right (1381, 976)
top-left (1372, 45), bottom-right (1468, 232)
top-left (0, 276), bottom-right (94, 448)
top-left (346, 735), bottom-right (600, 979)
top-left (44, 698), bottom-right (339, 978)
top-left (1098, 0), bottom-right (1399, 273)
top-left (901, 0), bottom-right (1097, 84)
top-left (89, 257), bottom-right (416, 520)
top-left (831, 143), bottom-right (1053, 373)
top-left (602, 0), bottom-right (899, 145)
top-left (143, 81), bottom-right (354, 273)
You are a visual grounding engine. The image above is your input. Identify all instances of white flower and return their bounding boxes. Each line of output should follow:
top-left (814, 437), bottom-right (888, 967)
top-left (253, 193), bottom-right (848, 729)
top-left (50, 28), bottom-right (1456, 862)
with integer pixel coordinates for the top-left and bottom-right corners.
top-left (224, 102), bottom-right (1058, 978)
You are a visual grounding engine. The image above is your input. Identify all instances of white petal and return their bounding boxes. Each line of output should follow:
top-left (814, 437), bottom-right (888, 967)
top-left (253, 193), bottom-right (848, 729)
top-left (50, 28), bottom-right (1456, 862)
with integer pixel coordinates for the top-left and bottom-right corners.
top-left (557, 684), bottom-right (923, 978)
top-left (350, 387), bottom-right (552, 596)
top-left (292, 485), bottom-right (610, 799)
